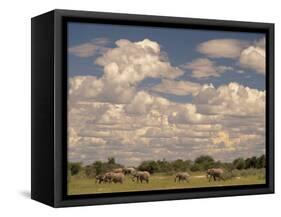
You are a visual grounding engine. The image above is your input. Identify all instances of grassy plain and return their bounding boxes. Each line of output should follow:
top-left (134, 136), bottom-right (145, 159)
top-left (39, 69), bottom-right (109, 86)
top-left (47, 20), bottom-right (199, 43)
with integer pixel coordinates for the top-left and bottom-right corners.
top-left (68, 171), bottom-right (265, 195)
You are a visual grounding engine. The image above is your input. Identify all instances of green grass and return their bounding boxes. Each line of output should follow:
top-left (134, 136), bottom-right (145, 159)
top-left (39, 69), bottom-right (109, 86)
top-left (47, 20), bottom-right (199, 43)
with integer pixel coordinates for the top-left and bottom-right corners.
top-left (68, 171), bottom-right (265, 195)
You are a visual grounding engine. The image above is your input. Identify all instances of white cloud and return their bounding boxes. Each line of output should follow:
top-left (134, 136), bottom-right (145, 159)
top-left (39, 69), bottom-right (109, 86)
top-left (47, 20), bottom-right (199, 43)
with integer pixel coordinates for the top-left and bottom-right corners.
top-left (168, 103), bottom-right (220, 125)
top-left (67, 38), bottom-right (265, 165)
top-left (194, 82), bottom-right (265, 116)
top-left (124, 91), bottom-right (154, 115)
top-left (239, 46), bottom-right (265, 74)
top-left (197, 37), bottom-right (266, 75)
top-left (182, 58), bottom-right (233, 78)
top-left (197, 39), bottom-right (249, 58)
top-left (68, 37), bottom-right (109, 57)
top-left (152, 79), bottom-right (202, 96)
top-left (95, 39), bottom-right (183, 84)
top-left (69, 39), bottom-right (184, 104)
top-left (212, 131), bottom-right (236, 150)
top-left (68, 81), bottom-right (265, 165)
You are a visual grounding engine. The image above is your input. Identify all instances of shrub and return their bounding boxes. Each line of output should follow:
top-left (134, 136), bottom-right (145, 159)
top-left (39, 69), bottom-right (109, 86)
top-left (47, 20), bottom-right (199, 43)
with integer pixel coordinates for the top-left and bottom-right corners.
top-left (69, 162), bottom-right (82, 176)
top-left (85, 165), bottom-right (96, 178)
top-left (233, 158), bottom-right (246, 170)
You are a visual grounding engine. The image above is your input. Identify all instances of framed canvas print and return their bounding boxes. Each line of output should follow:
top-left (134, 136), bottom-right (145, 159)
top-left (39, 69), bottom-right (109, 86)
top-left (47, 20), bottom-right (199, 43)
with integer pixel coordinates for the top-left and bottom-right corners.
top-left (31, 9), bottom-right (274, 207)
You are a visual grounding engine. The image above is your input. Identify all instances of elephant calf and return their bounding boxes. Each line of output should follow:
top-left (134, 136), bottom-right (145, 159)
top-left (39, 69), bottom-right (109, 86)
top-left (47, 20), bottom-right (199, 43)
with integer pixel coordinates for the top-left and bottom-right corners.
top-left (132, 171), bottom-right (150, 183)
top-left (175, 172), bottom-right (190, 183)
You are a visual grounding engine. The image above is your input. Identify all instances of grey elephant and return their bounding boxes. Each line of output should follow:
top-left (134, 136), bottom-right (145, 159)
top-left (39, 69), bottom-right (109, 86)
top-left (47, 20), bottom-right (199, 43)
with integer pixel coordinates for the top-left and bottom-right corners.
top-left (111, 172), bottom-right (125, 184)
top-left (95, 174), bottom-right (105, 184)
top-left (123, 167), bottom-right (136, 175)
top-left (206, 168), bottom-right (225, 182)
top-left (132, 171), bottom-right (150, 183)
top-left (104, 172), bottom-right (115, 183)
top-left (174, 172), bottom-right (190, 183)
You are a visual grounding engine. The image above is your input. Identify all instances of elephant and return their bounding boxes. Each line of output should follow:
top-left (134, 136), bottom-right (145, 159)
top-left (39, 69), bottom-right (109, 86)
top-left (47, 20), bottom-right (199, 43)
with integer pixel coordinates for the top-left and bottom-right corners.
top-left (206, 168), bottom-right (225, 182)
top-left (111, 172), bottom-right (125, 184)
top-left (113, 168), bottom-right (123, 173)
top-left (102, 172), bottom-right (124, 184)
top-left (95, 174), bottom-right (105, 184)
top-left (123, 167), bottom-right (136, 175)
top-left (174, 172), bottom-right (190, 183)
top-left (132, 171), bottom-right (150, 183)
top-left (103, 172), bottom-right (115, 183)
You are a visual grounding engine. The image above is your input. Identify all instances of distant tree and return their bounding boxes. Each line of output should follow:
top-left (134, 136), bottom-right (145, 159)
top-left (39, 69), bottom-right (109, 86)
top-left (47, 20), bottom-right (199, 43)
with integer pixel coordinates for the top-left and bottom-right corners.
top-left (184, 160), bottom-right (192, 168)
top-left (195, 155), bottom-right (214, 164)
top-left (194, 155), bottom-right (215, 170)
top-left (222, 162), bottom-right (235, 171)
top-left (172, 159), bottom-right (188, 172)
top-left (210, 161), bottom-right (231, 171)
top-left (250, 156), bottom-right (258, 168)
top-left (69, 162), bottom-right (82, 176)
top-left (190, 163), bottom-right (201, 172)
top-left (257, 155), bottom-right (266, 168)
top-left (245, 158), bottom-right (252, 169)
top-left (92, 161), bottom-right (103, 175)
top-left (157, 159), bottom-right (172, 173)
top-left (138, 160), bottom-right (159, 174)
top-left (245, 156), bottom-right (258, 169)
top-left (107, 157), bottom-right (116, 164)
top-left (85, 165), bottom-right (96, 178)
top-left (233, 158), bottom-right (246, 170)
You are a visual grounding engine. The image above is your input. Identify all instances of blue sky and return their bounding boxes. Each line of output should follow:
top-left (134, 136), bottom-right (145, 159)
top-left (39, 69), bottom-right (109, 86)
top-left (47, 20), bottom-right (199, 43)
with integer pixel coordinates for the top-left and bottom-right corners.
top-left (67, 22), bottom-right (266, 165)
top-left (68, 22), bottom-right (265, 94)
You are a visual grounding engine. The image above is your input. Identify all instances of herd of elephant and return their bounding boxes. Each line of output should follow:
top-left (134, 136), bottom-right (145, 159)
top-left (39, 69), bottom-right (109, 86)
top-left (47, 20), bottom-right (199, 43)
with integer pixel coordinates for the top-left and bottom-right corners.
top-left (95, 167), bottom-right (225, 184)
top-left (95, 168), bottom-right (150, 184)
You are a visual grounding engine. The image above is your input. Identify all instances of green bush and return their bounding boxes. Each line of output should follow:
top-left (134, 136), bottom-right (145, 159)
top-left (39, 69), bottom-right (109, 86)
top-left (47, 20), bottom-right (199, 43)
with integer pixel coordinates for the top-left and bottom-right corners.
top-left (233, 158), bottom-right (246, 170)
top-left (85, 165), bottom-right (96, 178)
top-left (69, 162), bottom-right (82, 176)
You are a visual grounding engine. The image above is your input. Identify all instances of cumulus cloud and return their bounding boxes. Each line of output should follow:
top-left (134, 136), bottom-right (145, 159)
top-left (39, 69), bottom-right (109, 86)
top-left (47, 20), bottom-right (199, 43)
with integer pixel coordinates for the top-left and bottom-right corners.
top-left (152, 79), bottom-right (202, 96)
top-left (194, 82), bottom-right (265, 116)
top-left (212, 131), bottom-right (236, 150)
top-left (68, 37), bottom-right (109, 57)
top-left (69, 39), bottom-right (183, 104)
top-left (197, 39), bottom-right (249, 58)
top-left (95, 39), bottom-right (183, 83)
top-left (197, 37), bottom-right (266, 75)
top-left (68, 80), bottom-right (265, 165)
top-left (239, 46), bottom-right (265, 74)
top-left (68, 38), bottom-right (265, 166)
top-left (182, 58), bottom-right (233, 78)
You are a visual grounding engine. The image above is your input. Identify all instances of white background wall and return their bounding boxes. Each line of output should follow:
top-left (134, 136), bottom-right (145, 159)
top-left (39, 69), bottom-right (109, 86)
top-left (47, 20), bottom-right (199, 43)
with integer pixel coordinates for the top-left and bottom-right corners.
top-left (0, 0), bottom-right (279, 215)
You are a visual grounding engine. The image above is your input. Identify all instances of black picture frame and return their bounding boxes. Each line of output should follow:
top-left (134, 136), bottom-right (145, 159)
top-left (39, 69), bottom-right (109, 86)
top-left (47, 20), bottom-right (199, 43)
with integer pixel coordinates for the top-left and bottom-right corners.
top-left (31, 9), bottom-right (274, 207)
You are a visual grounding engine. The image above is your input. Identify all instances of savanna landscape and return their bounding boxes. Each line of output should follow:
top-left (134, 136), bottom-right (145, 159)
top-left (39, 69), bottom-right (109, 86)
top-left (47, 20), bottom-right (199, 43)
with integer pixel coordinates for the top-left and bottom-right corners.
top-left (68, 155), bottom-right (266, 195)
top-left (67, 23), bottom-right (266, 195)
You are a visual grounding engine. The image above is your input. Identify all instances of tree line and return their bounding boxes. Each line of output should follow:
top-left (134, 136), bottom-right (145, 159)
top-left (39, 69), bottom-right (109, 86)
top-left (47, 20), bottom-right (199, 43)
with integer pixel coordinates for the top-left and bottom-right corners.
top-left (68, 154), bottom-right (266, 178)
